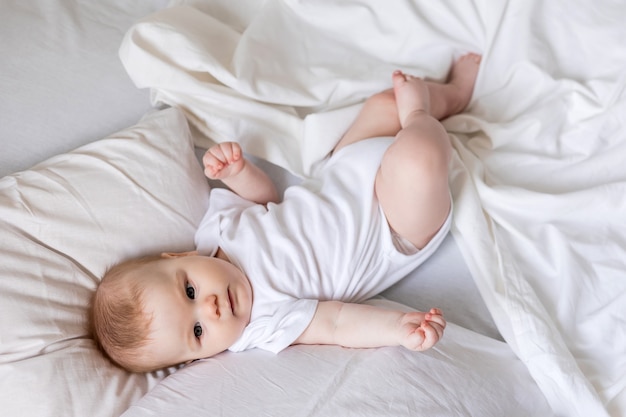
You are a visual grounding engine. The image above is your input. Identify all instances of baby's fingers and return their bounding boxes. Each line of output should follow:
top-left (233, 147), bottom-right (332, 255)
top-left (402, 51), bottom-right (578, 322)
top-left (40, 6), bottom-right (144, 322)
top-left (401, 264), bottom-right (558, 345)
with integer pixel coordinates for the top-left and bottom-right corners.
top-left (425, 310), bottom-right (445, 340)
top-left (214, 141), bottom-right (242, 164)
top-left (425, 309), bottom-right (446, 328)
top-left (419, 321), bottom-right (443, 350)
top-left (203, 152), bottom-right (225, 178)
top-left (425, 320), bottom-right (445, 342)
top-left (203, 142), bottom-right (243, 179)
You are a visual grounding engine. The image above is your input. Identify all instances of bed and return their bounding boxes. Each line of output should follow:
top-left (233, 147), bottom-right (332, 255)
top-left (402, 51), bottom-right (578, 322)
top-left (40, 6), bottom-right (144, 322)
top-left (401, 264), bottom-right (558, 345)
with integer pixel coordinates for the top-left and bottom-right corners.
top-left (1, 1), bottom-right (624, 416)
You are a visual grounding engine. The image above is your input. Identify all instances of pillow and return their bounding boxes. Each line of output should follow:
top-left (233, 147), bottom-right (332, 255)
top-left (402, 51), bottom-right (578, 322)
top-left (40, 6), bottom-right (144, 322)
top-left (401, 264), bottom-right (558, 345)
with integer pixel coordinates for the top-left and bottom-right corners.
top-left (0, 108), bottom-right (209, 417)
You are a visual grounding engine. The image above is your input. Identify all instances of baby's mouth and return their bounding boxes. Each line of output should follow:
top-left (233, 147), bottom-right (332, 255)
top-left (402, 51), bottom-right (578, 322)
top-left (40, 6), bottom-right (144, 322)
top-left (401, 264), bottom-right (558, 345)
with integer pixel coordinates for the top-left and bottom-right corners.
top-left (227, 288), bottom-right (234, 314)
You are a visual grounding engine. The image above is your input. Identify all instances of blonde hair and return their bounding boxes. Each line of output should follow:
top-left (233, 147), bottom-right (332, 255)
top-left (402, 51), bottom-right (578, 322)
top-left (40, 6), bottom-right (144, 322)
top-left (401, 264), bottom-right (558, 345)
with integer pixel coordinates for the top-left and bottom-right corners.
top-left (89, 255), bottom-right (162, 373)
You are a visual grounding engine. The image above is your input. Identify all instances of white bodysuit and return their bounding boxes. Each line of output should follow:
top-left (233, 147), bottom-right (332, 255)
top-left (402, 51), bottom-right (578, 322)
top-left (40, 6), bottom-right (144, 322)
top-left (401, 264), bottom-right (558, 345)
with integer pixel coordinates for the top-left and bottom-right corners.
top-left (195, 137), bottom-right (451, 353)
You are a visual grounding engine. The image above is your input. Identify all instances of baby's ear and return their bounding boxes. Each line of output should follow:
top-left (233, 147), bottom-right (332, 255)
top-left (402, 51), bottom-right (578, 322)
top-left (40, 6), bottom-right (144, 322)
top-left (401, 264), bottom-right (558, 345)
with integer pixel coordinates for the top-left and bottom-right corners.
top-left (160, 251), bottom-right (198, 259)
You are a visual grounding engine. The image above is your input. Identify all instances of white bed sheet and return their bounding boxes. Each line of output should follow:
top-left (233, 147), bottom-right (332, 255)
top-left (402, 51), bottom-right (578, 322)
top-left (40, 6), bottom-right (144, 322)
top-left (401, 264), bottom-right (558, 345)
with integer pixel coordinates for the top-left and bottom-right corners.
top-left (120, 1), bottom-right (626, 416)
top-left (0, 0), bottom-right (169, 178)
top-left (123, 301), bottom-right (550, 417)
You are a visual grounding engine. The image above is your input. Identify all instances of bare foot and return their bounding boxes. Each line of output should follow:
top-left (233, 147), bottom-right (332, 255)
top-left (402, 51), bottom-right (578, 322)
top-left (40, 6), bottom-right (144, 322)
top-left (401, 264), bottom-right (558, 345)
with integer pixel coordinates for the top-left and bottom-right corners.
top-left (445, 53), bottom-right (481, 115)
top-left (392, 53), bottom-right (481, 125)
top-left (391, 71), bottom-right (431, 128)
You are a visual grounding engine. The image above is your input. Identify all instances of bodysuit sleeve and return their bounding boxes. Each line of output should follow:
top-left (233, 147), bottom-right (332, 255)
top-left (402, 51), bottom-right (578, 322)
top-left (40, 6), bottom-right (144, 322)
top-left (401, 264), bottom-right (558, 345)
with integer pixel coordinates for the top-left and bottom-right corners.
top-left (194, 188), bottom-right (256, 256)
top-left (228, 298), bottom-right (318, 354)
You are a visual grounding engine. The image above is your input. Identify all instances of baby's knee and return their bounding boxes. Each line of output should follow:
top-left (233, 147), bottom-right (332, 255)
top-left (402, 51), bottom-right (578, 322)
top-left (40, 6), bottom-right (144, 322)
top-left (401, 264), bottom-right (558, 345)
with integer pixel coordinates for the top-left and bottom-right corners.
top-left (364, 90), bottom-right (396, 116)
top-left (384, 134), bottom-right (449, 180)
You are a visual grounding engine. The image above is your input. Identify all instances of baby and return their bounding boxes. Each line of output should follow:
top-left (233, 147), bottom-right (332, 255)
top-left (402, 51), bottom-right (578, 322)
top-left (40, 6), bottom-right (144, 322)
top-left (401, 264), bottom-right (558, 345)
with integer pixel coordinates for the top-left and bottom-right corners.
top-left (90, 53), bottom-right (481, 373)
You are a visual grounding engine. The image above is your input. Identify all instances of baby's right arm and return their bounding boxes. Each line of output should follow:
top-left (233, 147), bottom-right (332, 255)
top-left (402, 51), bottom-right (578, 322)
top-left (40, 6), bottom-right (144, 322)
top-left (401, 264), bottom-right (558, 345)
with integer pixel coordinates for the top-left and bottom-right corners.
top-left (203, 141), bottom-right (279, 204)
top-left (294, 301), bottom-right (445, 352)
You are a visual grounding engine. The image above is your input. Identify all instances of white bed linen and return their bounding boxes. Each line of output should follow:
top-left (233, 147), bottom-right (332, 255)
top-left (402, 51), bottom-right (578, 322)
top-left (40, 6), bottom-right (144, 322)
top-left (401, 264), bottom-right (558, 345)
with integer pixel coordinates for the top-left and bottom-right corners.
top-left (120, 1), bottom-right (626, 416)
top-left (0, 0), bottom-right (169, 178)
top-left (122, 300), bottom-right (551, 417)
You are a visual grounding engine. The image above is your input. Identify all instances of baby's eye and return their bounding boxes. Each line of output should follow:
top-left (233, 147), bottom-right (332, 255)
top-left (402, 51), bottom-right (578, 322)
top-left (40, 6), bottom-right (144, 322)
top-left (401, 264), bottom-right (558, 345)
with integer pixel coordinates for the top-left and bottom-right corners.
top-left (185, 282), bottom-right (195, 300)
top-left (194, 322), bottom-right (203, 338)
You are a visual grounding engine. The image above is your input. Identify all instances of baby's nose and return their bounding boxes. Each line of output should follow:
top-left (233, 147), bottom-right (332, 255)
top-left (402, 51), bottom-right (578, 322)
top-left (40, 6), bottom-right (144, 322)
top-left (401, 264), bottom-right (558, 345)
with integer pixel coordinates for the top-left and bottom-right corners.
top-left (201, 294), bottom-right (220, 319)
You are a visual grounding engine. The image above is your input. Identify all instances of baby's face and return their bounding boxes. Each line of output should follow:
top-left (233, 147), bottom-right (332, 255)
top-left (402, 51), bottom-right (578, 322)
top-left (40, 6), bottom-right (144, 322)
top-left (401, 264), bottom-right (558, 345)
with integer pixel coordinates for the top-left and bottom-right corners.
top-left (136, 255), bottom-right (252, 368)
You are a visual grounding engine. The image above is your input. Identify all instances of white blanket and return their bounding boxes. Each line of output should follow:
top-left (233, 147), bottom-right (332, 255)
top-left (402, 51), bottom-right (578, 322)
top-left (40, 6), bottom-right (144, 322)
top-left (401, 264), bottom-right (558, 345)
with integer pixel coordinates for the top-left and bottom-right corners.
top-left (120, 1), bottom-right (626, 416)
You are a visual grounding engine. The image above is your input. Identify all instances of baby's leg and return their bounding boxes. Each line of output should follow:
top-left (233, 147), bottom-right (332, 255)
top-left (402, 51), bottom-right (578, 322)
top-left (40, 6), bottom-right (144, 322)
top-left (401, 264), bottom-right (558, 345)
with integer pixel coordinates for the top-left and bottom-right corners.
top-left (333, 89), bottom-right (401, 153)
top-left (334, 53), bottom-right (480, 153)
top-left (375, 54), bottom-right (480, 249)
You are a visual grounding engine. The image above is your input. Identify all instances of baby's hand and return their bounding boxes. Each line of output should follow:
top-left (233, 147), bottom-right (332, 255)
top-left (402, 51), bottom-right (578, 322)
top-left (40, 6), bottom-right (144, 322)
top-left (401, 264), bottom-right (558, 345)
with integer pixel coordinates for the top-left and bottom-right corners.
top-left (398, 308), bottom-right (446, 351)
top-left (203, 142), bottom-right (246, 180)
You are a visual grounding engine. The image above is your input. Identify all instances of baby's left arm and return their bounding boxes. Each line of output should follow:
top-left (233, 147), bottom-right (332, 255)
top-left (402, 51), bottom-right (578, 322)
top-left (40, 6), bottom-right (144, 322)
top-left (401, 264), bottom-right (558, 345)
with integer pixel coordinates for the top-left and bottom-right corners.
top-left (294, 301), bottom-right (445, 351)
